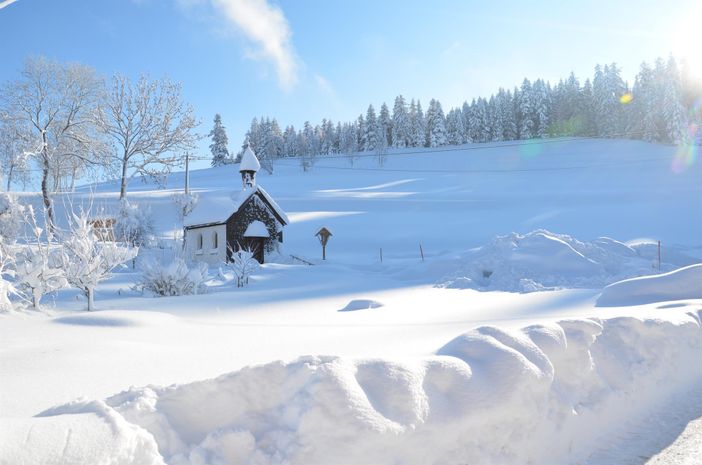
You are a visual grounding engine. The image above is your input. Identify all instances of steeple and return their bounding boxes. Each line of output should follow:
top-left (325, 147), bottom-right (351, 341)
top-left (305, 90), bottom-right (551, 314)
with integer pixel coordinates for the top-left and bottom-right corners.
top-left (239, 145), bottom-right (260, 189)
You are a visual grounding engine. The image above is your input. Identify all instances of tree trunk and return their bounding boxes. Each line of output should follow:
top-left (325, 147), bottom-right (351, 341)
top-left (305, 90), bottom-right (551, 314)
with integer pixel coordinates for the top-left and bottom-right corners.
top-left (32, 288), bottom-right (40, 309)
top-left (40, 135), bottom-right (55, 236)
top-left (119, 152), bottom-right (129, 200)
top-left (87, 287), bottom-right (94, 311)
top-left (6, 164), bottom-right (14, 192)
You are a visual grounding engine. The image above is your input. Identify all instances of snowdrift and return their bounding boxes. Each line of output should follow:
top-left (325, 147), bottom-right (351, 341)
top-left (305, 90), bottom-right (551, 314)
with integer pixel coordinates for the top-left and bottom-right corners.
top-left (8, 312), bottom-right (702, 465)
top-left (438, 230), bottom-right (696, 292)
top-left (597, 264), bottom-right (702, 306)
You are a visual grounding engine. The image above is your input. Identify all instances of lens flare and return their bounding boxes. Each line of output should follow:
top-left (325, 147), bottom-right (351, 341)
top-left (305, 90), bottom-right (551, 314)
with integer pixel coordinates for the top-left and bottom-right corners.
top-left (619, 93), bottom-right (633, 104)
top-left (519, 140), bottom-right (543, 158)
top-left (671, 124), bottom-right (699, 174)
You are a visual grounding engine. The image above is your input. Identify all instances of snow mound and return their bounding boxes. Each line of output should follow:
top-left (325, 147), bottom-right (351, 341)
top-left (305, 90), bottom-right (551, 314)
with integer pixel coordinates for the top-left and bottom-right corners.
top-left (438, 230), bottom-right (695, 292)
top-left (338, 299), bottom-right (384, 311)
top-left (0, 400), bottom-right (164, 465)
top-left (597, 264), bottom-right (702, 306)
top-left (21, 313), bottom-right (702, 465)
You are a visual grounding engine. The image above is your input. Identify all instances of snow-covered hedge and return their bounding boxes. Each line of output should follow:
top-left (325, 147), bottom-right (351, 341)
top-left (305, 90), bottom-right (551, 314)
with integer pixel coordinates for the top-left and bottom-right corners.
top-left (138, 257), bottom-right (208, 296)
top-left (10, 312), bottom-right (702, 465)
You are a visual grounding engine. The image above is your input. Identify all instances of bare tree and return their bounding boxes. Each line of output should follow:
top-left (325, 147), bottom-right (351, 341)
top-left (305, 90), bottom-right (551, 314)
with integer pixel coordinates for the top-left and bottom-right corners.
top-left (0, 56), bottom-right (105, 232)
top-left (96, 74), bottom-right (199, 199)
top-left (0, 117), bottom-right (31, 191)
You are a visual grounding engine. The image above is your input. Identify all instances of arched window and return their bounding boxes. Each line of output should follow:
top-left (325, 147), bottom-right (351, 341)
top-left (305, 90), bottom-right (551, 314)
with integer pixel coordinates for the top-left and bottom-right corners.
top-left (213, 231), bottom-right (218, 249)
top-left (197, 233), bottom-right (203, 250)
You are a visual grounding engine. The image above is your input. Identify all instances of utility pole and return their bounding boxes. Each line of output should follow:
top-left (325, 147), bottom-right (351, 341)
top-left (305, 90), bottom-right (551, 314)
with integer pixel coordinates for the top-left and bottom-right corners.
top-left (184, 152), bottom-right (190, 195)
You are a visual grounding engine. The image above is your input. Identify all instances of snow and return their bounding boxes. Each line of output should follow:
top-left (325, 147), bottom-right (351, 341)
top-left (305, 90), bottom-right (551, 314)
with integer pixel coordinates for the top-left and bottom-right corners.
top-left (597, 264), bottom-right (702, 306)
top-left (184, 185), bottom-right (288, 228)
top-left (238, 146), bottom-right (261, 172)
top-left (2, 138), bottom-right (702, 464)
top-left (243, 220), bottom-right (269, 237)
top-left (5, 313), bottom-right (702, 465)
top-left (438, 230), bottom-right (697, 292)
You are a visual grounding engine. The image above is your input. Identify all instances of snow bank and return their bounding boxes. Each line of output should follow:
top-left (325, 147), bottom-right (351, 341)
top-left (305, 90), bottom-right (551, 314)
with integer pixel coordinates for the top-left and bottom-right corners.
top-left (597, 264), bottom-right (702, 306)
top-left (14, 312), bottom-right (702, 465)
top-left (438, 230), bottom-right (696, 292)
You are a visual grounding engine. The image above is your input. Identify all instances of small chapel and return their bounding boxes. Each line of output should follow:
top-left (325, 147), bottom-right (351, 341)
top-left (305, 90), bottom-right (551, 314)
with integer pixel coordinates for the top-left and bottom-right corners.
top-left (183, 147), bottom-right (288, 264)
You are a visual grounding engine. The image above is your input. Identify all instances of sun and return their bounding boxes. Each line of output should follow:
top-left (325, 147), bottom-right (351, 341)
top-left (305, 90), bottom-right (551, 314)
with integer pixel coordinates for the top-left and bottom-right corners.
top-left (670, 5), bottom-right (702, 79)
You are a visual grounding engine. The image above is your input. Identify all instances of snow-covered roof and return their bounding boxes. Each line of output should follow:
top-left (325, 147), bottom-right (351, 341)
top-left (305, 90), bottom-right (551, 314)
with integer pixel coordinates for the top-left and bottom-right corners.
top-left (239, 146), bottom-right (261, 172)
top-left (184, 185), bottom-right (288, 228)
top-left (243, 220), bottom-right (270, 238)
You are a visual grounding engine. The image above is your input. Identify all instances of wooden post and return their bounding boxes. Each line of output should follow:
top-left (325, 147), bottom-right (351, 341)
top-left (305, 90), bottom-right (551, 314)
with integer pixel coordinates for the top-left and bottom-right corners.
top-left (419, 244), bottom-right (424, 262)
top-left (322, 244), bottom-right (326, 260)
top-left (380, 248), bottom-right (383, 263)
top-left (658, 240), bottom-right (661, 272)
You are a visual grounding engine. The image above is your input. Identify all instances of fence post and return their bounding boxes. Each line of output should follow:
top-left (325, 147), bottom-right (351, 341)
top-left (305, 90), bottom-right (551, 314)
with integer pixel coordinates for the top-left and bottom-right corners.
top-left (380, 248), bottom-right (383, 263)
top-left (658, 240), bottom-right (661, 272)
top-left (419, 244), bottom-right (425, 262)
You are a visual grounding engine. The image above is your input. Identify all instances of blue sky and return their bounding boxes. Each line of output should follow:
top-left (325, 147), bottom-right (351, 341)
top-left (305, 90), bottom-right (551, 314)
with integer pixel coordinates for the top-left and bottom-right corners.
top-left (0, 0), bottom-right (699, 167)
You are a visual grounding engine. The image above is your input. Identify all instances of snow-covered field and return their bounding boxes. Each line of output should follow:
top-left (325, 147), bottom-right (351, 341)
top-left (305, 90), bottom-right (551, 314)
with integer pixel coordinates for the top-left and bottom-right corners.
top-left (2, 138), bottom-right (702, 464)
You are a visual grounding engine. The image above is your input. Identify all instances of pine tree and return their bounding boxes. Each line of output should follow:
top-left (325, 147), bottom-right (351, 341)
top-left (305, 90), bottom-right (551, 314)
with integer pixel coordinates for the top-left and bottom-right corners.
top-left (379, 102), bottom-right (392, 148)
top-left (426, 99), bottom-right (448, 147)
top-left (392, 95), bottom-right (410, 148)
top-left (364, 105), bottom-right (378, 151)
top-left (357, 114), bottom-right (366, 151)
top-left (209, 114), bottom-right (231, 167)
top-left (532, 79), bottom-right (551, 138)
top-left (517, 78), bottom-right (534, 139)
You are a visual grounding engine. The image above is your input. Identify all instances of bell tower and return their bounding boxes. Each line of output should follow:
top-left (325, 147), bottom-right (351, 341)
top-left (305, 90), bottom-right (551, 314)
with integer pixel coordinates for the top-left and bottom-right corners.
top-left (239, 145), bottom-right (261, 189)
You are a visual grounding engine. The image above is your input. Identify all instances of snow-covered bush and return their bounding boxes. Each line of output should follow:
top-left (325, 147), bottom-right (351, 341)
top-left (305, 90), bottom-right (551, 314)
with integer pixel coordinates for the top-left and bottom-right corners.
top-left (138, 256), bottom-right (208, 296)
top-left (173, 192), bottom-right (198, 221)
top-left (114, 199), bottom-right (154, 247)
top-left (0, 193), bottom-right (25, 244)
top-left (63, 210), bottom-right (137, 311)
top-left (15, 206), bottom-right (66, 309)
top-left (225, 247), bottom-right (259, 287)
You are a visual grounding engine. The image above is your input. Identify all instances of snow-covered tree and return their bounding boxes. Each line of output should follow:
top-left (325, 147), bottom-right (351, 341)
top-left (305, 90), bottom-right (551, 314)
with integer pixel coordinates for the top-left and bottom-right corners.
top-left (392, 95), bottom-right (410, 148)
top-left (379, 103), bottom-right (392, 148)
top-left (173, 192), bottom-right (198, 223)
top-left (364, 105), bottom-right (378, 151)
top-left (0, 118), bottom-right (31, 191)
top-left (446, 108), bottom-right (465, 145)
top-left (114, 199), bottom-right (154, 247)
top-left (15, 206), bottom-right (66, 309)
top-left (62, 210), bottom-right (137, 311)
top-left (209, 114), bottom-right (231, 167)
top-left (409, 100), bottom-right (426, 147)
top-left (0, 193), bottom-right (25, 244)
top-left (517, 78), bottom-right (535, 139)
top-left (532, 79), bottom-right (551, 138)
top-left (1, 56), bottom-right (106, 232)
top-left (426, 99), bottom-right (448, 147)
top-left (95, 73), bottom-right (199, 199)
top-left (225, 247), bottom-right (259, 287)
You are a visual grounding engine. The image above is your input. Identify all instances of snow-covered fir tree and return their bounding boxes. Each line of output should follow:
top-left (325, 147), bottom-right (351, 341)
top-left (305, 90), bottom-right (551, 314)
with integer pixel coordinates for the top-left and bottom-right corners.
top-left (379, 103), bottom-right (392, 148)
top-left (209, 114), bottom-right (230, 167)
top-left (364, 105), bottom-right (378, 151)
top-left (392, 95), bottom-right (410, 148)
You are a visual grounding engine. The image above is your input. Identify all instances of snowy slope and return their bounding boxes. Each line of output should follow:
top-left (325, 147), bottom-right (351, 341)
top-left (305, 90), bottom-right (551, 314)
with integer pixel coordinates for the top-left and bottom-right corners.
top-left (65, 137), bottom-right (701, 261)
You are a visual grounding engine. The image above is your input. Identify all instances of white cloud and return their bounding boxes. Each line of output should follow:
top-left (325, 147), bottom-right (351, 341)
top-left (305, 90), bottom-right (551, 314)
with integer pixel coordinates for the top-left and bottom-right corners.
top-left (0, 0), bottom-right (19, 10)
top-left (211, 0), bottom-right (299, 90)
